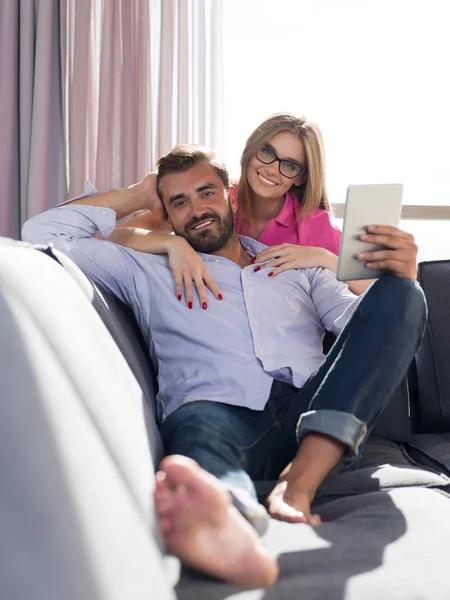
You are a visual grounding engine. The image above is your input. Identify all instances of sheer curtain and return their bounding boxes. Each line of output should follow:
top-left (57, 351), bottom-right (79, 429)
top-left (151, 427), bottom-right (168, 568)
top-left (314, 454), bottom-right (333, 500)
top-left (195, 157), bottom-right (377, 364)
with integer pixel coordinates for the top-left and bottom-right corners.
top-left (0, 0), bottom-right (66, 239)
top-left (65, 0), bottom-right (224, 197)
top-left (0, 0), bottom-right (224, 238)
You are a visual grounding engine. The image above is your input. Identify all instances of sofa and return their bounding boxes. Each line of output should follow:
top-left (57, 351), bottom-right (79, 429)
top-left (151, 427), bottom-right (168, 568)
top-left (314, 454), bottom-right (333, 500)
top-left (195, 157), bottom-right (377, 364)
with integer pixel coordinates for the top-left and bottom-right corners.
top-left (1, 236), bottom-right (450, 600)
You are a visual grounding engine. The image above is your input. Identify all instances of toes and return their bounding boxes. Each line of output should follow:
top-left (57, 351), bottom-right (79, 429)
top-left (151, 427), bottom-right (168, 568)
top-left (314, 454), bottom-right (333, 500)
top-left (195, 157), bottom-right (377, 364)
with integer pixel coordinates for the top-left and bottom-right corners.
top-left (160, 455), bottom-right (202, 490)
top-left (154, 492), bottom-right (174, 516)
top-left (308, 514), bottom-right (322, 526)
top-left (271, 510), bottom-right (308, 524)
top-left (158, 516), bottom-right (174, 534)
top-left (268, 499), bottom-right (309, 523)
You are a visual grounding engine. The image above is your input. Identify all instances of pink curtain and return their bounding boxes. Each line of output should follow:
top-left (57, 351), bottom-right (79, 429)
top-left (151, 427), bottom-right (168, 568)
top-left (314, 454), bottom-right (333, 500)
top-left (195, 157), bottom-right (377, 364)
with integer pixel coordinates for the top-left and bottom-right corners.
top-left (0, 0), bottom-right (224, 238)
top-left (0, 0), bottom-right (66, 238)
top-left (65, 0), bottom-right (224, 196)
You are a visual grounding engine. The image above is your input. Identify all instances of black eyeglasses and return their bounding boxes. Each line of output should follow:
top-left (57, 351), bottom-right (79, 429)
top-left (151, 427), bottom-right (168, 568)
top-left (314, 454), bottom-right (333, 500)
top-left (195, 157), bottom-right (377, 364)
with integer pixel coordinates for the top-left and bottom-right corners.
top-left (256, 144), bottom-right (306, 179)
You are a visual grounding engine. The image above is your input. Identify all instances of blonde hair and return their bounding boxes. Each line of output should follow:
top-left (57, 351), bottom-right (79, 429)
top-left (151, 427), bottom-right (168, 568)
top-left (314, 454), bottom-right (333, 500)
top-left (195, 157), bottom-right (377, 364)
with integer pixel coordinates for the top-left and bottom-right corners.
top-left (236, 113), bottom-right (330, 234)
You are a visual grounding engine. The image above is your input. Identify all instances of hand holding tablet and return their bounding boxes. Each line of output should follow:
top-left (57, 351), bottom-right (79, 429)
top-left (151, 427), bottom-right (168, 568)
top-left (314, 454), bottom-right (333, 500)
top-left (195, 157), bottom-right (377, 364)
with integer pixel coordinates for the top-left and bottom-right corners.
top-left (337, 184), bottom-right (409, 281)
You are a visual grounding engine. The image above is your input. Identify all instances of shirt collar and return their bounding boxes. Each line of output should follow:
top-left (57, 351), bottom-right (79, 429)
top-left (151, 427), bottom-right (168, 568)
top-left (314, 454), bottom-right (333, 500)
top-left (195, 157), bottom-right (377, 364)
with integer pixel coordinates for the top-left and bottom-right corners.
top-left (199, 235), bottom-right (267, 263)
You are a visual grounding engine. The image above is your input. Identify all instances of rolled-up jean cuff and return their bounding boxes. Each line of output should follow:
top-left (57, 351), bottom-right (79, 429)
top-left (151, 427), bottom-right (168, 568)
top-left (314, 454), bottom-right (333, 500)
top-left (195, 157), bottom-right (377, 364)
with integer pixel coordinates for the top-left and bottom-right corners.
top-left (296, 409), bottom-right (368, 457)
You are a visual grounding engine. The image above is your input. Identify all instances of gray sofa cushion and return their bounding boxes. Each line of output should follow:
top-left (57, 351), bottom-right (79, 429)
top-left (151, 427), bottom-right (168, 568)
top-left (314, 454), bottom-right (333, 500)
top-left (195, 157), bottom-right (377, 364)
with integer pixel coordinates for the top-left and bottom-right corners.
top-left (254, 436), bottom-right (450, 501)
top-left (406, 433), bottom-right (450, 476)
top-left (176, 485), bottom-right (450, 600)
top-left (415, 260), bottom-right (450, 431)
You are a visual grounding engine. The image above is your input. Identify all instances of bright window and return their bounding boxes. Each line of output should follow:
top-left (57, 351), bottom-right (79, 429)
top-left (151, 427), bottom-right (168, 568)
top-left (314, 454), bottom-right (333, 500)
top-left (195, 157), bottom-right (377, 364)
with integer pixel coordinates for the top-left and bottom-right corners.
top-left (222, 0), bottom-right (450, 260)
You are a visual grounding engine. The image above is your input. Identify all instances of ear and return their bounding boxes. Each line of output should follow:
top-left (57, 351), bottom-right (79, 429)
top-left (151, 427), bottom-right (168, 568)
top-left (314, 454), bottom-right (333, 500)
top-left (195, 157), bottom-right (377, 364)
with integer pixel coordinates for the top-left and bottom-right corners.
top-left (166, 215), bottom-right (174, 231)
top-left (228, 187), bottom-right (238, 213)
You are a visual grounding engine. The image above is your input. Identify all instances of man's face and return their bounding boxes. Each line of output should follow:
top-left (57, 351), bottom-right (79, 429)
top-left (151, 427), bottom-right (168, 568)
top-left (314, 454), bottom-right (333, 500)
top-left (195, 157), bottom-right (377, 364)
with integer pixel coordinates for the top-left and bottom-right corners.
top-left (159, 161), bottom-right (237, 253)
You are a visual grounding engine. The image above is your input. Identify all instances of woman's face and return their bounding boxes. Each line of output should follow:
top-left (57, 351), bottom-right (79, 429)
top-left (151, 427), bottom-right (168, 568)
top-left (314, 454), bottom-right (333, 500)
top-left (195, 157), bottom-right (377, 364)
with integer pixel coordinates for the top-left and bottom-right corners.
top-left (246, 131), bottom-right (306, 199)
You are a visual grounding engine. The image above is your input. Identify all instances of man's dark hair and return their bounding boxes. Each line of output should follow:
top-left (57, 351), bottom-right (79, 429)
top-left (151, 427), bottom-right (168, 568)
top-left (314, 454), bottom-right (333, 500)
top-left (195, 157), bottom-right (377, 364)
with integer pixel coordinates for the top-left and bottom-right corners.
top-left (156, 144), bottom-right (230, 198)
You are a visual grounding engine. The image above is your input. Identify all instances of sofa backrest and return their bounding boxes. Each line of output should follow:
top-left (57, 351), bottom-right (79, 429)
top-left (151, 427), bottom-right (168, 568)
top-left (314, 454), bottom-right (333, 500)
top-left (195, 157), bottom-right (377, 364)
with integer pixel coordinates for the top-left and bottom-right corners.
top-left (0, 238), bottom-right (174, 600)
top-left (40, 246), bottom-right (164, 467)
top-left (414, 260), bottom-right (450, 432)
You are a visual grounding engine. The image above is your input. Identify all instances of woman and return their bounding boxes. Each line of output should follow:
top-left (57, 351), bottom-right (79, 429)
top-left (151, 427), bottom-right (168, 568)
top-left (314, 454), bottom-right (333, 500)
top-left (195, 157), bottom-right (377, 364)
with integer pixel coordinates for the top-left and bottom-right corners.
top-left (109, 113), bottom-right (373, 301)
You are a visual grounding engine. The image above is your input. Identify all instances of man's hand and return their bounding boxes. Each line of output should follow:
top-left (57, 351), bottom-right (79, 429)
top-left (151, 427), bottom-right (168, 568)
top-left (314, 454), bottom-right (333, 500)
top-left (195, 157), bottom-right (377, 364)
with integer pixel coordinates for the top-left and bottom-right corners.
top-left (357, 225), bottom-right (418, 281)
top-left (140, 172), bottom-right (166, 222)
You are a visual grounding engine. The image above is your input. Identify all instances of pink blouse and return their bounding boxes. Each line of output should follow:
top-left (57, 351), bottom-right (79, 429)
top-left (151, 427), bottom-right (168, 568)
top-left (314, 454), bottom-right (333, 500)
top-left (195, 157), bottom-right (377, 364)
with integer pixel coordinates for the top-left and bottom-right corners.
top-left (234, 191), bottom-right (341, 255)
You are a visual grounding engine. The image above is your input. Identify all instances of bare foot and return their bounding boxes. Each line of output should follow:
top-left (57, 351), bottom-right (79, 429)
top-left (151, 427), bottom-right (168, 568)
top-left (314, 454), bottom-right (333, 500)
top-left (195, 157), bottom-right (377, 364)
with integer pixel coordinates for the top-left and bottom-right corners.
top-left (266, 480), bottom-right (321, 525)
top-left (154, 455), bottom-right (278, 588)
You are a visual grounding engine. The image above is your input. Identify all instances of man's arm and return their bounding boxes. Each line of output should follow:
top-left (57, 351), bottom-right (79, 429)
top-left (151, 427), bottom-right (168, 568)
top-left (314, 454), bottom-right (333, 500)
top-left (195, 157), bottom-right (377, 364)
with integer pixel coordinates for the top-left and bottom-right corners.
top-left (65, 175), bottom-right (156, 220)
top-left (22, 198), bottom-right (144, 307)
top-left (308, 269), bottom-right (360, 336)
top-left (309, 225), bottom-right (419, 335)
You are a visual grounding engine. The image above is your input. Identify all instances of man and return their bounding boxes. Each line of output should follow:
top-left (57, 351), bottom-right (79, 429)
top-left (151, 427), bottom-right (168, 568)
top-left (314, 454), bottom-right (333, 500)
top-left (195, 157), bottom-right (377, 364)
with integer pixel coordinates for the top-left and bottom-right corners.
top-left (22, 145), bottom-right (426, 588)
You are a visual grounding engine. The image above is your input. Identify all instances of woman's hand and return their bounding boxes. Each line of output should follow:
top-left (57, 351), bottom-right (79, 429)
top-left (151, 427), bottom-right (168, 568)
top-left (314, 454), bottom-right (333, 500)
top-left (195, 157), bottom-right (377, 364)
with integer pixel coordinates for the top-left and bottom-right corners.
top-left (168, 237), bottom-right (223, 308)
top-left (254, 244), bottom-right (333, 276)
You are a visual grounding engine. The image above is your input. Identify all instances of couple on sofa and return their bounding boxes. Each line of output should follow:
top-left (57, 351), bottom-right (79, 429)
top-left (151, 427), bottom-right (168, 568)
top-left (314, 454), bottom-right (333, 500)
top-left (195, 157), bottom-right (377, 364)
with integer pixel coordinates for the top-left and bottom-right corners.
top-left (23, 138), bottom-right (426, 588)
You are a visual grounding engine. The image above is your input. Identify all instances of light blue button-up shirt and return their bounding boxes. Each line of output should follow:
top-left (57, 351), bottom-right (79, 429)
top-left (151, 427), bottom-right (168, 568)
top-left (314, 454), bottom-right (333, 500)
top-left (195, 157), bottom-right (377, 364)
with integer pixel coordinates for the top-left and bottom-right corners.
top-left (22, 195), bottom-right (359, 421)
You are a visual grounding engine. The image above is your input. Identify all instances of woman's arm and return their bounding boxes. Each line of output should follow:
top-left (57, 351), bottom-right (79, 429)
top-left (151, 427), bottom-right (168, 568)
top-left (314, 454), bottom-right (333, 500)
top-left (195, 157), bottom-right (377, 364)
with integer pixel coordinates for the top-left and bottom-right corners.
top-left (253, 244), bottom-right (374, 295)
top-left (107, 227), bottom-right (223, 308)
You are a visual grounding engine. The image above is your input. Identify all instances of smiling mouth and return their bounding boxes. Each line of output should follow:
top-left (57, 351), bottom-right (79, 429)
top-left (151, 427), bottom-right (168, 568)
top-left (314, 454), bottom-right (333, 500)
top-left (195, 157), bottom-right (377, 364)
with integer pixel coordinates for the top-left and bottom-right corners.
top-left (257, 172), bottom-right (277, 186)
top-left (191, 219), bottom-right (215, 231)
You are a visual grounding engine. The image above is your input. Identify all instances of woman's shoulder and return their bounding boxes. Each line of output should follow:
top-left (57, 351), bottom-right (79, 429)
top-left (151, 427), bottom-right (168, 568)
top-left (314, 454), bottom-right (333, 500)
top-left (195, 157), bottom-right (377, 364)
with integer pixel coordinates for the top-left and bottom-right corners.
top-left (306, 207), bottom-right (340, 228)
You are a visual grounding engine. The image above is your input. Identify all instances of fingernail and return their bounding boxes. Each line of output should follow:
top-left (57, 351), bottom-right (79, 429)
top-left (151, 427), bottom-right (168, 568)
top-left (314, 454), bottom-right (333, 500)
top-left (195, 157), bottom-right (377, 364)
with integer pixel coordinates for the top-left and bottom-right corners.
top-left (188, 301), bottom-right (193, 309)
top-left (357, 253), bottom-right (366, 259)
top-left (251, 257), bottom-right (256, 264)
top-left (202, 302), bottom-right (207, 310)
top-left (268, 271), bottom-right (273, 277)
top-left (254, 266), bottom-right (260, 272)
top-left (365, 262), bottom-right (373, 267)
top-left (177, 294), bottom-right (182, 301)
top-left (218, 294), bottom-right (223, 300)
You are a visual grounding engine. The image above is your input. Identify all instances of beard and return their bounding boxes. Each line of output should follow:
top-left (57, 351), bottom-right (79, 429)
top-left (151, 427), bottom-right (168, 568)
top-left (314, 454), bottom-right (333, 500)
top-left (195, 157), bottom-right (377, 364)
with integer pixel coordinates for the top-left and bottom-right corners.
top-left (173, 204), bottom-right (235, 253)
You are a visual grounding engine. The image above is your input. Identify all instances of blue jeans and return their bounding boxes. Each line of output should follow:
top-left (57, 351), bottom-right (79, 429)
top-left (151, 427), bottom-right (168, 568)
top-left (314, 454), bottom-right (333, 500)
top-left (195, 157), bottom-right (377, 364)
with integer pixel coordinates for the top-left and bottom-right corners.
top-left (160, 276), bottom-right (427, 533)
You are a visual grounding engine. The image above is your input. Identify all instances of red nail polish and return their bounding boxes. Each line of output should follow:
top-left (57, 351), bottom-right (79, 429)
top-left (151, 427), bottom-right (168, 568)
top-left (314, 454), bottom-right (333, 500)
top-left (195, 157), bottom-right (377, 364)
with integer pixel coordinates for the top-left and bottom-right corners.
top-left (254, 266), bottom-right (260, 273)
top-left (202, 302), bottom-right (207, 310)
top-left (188, 302), bottom-right (193, 309)
top-left (268, 272), bottom-right (273, 277)
top-left (251, 257), bottom-right (256, 264)
top-left (177, 295), bottom-right (182, 301)
top-left (218, 294), bottom-right (223, 300)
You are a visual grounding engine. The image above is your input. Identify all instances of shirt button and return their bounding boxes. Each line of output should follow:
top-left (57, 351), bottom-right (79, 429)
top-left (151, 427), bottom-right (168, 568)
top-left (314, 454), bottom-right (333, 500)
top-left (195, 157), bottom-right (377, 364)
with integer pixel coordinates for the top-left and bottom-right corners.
top-left (254, 321), bottom-right (259, 326)
top-left (259, 349), bottom-right (264, 355)
top-left (102, 210), bottom-right (107, 216)
top-left (215, 259), bottom-right (219, 263)
top-left (248, 293), bottom-right (253, 299)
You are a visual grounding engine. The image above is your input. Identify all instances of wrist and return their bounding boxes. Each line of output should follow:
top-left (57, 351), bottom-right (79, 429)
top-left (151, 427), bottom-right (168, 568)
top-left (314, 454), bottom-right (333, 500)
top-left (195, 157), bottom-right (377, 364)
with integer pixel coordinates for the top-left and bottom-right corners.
top-left (165, 234), bottom-right (188, 255)
top-left (319, 249), bottom-right (338, 272)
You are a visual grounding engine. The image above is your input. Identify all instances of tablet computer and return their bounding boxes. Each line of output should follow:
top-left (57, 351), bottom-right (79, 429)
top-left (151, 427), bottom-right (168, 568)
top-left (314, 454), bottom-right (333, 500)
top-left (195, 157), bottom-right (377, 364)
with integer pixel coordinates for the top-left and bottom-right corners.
top-left (336, 183), bottom-right (403, 281)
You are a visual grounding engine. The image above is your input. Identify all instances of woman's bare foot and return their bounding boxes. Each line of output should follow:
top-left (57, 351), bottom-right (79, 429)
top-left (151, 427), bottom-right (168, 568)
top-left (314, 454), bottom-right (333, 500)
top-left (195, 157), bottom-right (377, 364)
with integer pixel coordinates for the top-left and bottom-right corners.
top-left (154, 455), bottom-right (278, 588)
top-left (266, 480), bottom-right (321, 525)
